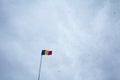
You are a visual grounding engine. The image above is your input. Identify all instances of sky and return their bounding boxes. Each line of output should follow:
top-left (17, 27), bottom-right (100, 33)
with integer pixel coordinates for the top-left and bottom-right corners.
top-left (0, 0), bottom-right (120, 80)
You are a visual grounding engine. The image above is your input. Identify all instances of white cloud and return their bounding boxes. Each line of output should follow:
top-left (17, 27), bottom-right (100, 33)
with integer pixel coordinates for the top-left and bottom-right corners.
top-left (1, 0), bottom-right (120, 80)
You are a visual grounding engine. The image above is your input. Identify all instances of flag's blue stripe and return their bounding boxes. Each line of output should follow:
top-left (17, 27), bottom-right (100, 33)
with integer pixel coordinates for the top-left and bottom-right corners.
top-left (41, 50), bottom-right (45, 55)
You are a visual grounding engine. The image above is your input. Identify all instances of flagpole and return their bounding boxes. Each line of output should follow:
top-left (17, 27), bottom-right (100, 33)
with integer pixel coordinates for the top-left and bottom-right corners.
top-left (38, 55), bottom-right (43, 80)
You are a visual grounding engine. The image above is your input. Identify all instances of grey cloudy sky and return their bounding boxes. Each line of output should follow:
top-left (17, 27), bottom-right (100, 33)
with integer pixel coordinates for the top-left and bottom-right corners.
top-left (0, 0), bottom-right (120, 80)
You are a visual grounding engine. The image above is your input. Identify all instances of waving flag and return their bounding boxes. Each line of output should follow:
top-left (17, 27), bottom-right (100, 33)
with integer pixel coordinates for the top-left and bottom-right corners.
top-left (41, 50), bottom-right (52, 55)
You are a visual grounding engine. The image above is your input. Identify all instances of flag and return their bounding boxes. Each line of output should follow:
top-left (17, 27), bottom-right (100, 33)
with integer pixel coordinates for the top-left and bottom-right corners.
top-left (41, 50), bottom-right (52, 55)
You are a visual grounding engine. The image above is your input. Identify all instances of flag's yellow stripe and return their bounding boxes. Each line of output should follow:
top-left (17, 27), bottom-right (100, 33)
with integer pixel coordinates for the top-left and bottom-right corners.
top-left (45, 50), bottom-right (48, 55)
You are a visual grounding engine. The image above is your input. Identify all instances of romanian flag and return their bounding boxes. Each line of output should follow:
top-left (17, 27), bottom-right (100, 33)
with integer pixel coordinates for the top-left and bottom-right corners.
top-left (41, 50), bottom-right (52, 55)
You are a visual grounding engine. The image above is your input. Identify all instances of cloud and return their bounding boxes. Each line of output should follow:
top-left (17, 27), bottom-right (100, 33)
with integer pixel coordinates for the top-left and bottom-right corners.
top-left (0, 0), bottom-right (120, 80)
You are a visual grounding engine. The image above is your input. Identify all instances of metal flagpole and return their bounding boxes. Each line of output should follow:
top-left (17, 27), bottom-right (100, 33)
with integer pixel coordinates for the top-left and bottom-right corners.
top-left (38, 55), bottom-right (43, 80)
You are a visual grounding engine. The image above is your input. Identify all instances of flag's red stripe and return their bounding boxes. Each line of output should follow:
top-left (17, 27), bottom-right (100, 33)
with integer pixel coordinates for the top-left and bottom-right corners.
top-left (48, 51), bottom-right (52, 55)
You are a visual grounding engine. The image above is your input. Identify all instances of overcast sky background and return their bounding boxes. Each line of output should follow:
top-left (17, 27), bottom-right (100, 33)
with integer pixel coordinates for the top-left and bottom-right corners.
top-left (0, 0), bottom-right (120, 80)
